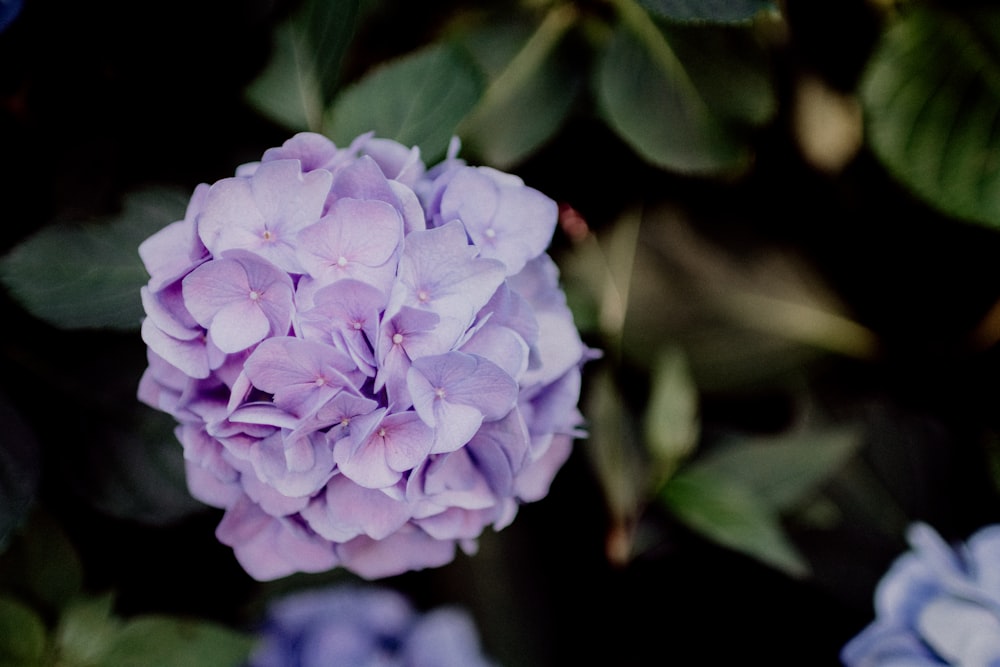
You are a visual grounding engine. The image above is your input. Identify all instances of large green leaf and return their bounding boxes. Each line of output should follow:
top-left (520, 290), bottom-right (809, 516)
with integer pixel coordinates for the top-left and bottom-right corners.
top-left (638, 0), bottom-right (775, 24)
top-left (662, 468), bottom-right (810, 577)
top-left (457, 6), bottom-right (582, 169)
top-left (861, 6), bottom-right (1000, 227)
top-left (686, 427), bottom-right (862, 511)
top-left (594, 7), bottom-right (773, 174)
top-left (244, 0), bottom-right (359, 131)
top-left (97, 617), bottom-right (253, 667)
top-left (0, 392), bottom-right (40, 554)
top-left (326, 42), bottom-right (485, 162)
top-left (0, 187), bottom-right (189, 331)
top-left (660, 427), bottom-right (861, 576)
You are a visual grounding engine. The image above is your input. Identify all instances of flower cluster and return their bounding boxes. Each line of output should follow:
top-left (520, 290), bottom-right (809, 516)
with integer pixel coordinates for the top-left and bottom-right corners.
top-left (247, 585), bottom-right (498, 667)
top-left (842, 522), bottom-right (1000, 666)
top-left (137, 132), bottom-right (594, 580)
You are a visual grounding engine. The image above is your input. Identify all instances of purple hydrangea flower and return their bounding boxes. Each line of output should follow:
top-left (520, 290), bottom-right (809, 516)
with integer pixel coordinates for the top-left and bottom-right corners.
top-left (137, 132), bottom-right (596, 580)
top-left (247, 585), bottom-right (498, 667)
top-left (842, 522), bottom-right (1000, 666)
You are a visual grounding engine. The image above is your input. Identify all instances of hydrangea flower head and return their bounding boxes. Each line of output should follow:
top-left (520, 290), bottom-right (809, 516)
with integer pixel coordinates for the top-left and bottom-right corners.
top-left (841, 522), bottom-right (1000, 666)
top-left (247, 585), bottom-right (498, 667)
top-left (138, 132), bottom-right (596, 580)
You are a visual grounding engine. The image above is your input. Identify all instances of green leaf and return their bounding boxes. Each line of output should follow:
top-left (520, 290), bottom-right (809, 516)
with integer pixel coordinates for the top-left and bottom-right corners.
top-left (326, 41), bottom-right (485, 162)
top-left (688, 427), bottom-right (863, 511)
top-left (0, 511), bottom-right (84, 615)
top-left (657, 22), bottom-right (777, 128)
top-left (300, 0), bottom-right (359, 105)
top-left (595, 13), bottom-right (749, 173)
top-left (0, 596), bottom-right (47, 665)
top-left (643, 345), bottom-right (699, 483)
top-left (662, 469), bottom-right (810, 577)
top-left (861, 6), bottom-right (1000, 227)
top-left (97, 616), bottom-right (253, 667)
top-left (0, 392), bottom-right (40, 554)
top-left (457, 6), bottom-right (582, 168)
top-left (659, 427), bottom-right (862, 576)
top-left (54, 594), bottom-right (120, 666)
top-left (244, 0), bottom-right (359, 131)
top-left (638, 0), bottom-right (775, 24)
top-left (0, 187), bottom-right (189, 331)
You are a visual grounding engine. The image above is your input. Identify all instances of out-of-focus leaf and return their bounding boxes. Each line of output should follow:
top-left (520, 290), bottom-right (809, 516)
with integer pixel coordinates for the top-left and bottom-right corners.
top-left (0, 391), bottom-right (40, 554)
top-left (457, 6), bottom-right (582, 169)
top-left (97, 616), bottom-right (253, 667)
top-left (595, 22), bottom-right (742, 173)
top-left (0, 187), bottom-right (188, 331)
top-left (245, 0), bottom-right (359, 131)
top-left (661, 426), bottom-right (861, 576)
top-left (643, 345), bottom-right (699, 483)
top-left (595, 2), bottom-right (775, 174)
top-left (73, 407), bottom-right (205, 526)
top-left (54, 594), bottom-right (119, 667)
top-left (0, 596), bottom-right (47, 665)
top-left (659, 22), bottom-right (777, 127)
top-left (687, 427), bottom-right (862, 511)
top-left (584, 365), bottom-right (647, 564)
top-left (327, 42), bottom-right (484, 162)
top-left (638, 0), bottom-right (775, 24)
top-left (619, 206), bottom-right (877, 390)
top-left (301, 0), bottom-right (359, 105)
top-left (662, 468), bottom-right (810, 577)
top-left (0, 511), bottom-right (83, 615)
top-left (861, 6), bottom-right (1000, 227)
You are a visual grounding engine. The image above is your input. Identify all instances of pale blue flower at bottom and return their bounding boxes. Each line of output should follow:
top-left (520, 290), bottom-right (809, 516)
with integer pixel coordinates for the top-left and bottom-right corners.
top-left (842, 522), bottom-right (1000, 666)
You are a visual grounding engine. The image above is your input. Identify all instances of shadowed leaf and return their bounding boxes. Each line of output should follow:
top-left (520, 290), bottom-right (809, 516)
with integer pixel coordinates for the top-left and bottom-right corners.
top-left (862, 6), bottom-right (1000, 227)
top-left (0, 187), bottom-right (188, 331)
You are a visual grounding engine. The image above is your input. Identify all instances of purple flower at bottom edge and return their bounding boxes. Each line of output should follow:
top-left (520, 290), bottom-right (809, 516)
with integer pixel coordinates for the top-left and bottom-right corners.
top-left (247, 585), bottom-right (499, 667)
top-left (841, 522), bottom-right (1000, 666)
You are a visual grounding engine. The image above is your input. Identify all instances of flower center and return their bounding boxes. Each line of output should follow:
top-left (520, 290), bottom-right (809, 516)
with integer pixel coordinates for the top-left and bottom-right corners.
top-left (485, 227), bottom-right (496, 239)
top-left (392, 333), bottom-right (404, 345)
top-left (434, 387), bottom-right (446, 399)
top-left (337, 256), bottom-right (348, 267)
top-left (248, 290), bottom-right (260, 301)
top-left (417, 289), bottom-right (430, 303)
top-left (262, 229), bottom-right (274, 242)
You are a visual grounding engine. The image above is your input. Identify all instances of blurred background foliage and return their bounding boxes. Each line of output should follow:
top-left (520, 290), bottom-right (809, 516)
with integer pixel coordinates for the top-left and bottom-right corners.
top-left (3, 0), bottom-right (1000, 664)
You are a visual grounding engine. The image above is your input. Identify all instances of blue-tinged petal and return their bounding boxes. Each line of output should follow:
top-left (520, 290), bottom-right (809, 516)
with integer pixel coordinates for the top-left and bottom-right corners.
top-left (918, 597), bottom-right (1000, 665)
